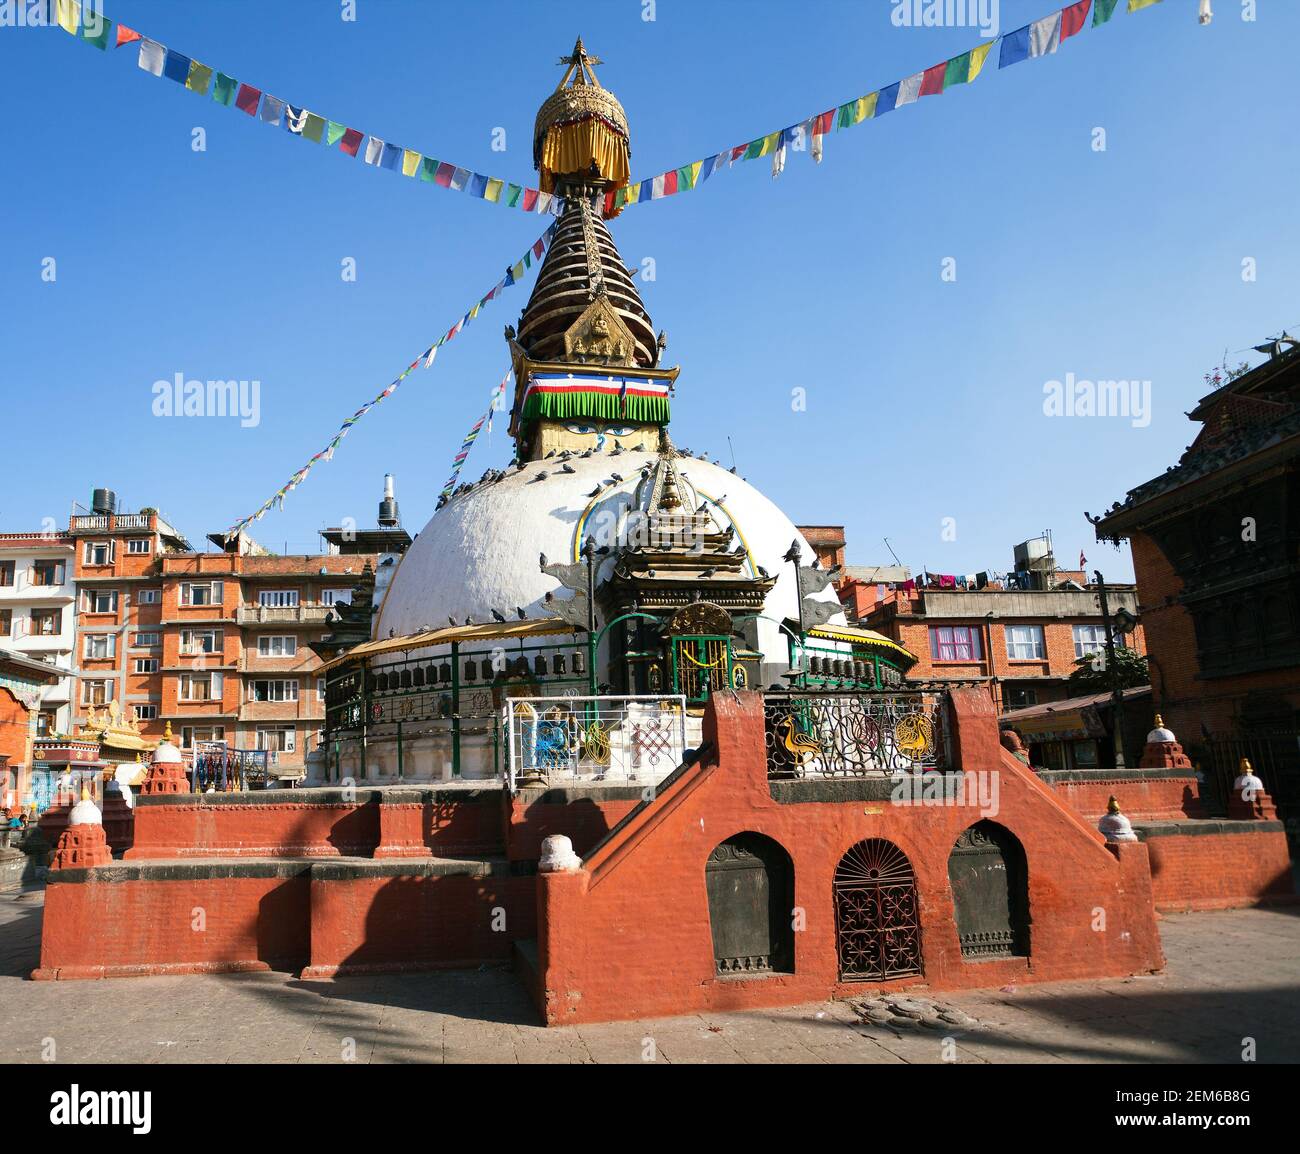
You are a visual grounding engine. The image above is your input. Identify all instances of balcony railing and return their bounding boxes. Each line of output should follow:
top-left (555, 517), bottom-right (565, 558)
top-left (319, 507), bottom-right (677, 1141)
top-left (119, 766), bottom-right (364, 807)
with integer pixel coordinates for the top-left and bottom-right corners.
top-left (235, 605), bottom-right (332, 626)
top-left (763, 690), bottom-right (949, 778)
top-left (504, 695), bottom-right (689, 790)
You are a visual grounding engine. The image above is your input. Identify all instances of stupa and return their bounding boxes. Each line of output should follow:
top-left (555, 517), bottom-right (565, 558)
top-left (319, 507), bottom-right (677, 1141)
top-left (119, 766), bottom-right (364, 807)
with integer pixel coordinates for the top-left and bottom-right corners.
top-left (318, 41), bottom-right (916, 783)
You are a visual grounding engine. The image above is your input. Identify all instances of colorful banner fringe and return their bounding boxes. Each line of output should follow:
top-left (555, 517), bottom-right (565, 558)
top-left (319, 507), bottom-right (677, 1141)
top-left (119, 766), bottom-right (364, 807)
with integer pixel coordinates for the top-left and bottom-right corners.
top-left (438, 373), bottom-right (512, 506)
top-left (226, 223), bottom-right (557, 538)
top-left (51, 3), bottom-right (563, 217)
top-left (606, 0), bottom-right (1165, 215)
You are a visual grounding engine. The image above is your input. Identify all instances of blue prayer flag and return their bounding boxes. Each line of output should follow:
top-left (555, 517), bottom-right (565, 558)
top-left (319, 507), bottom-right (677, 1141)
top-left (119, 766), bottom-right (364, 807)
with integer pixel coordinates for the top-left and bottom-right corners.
top-left (1000, 25), bottom-right (1031, 68)
top-left (876, 83), bottom-right (900, 116)
top-left (163, 49), bottom-right (191, 84)
top-left (381, 143), bottom-right (403, 171)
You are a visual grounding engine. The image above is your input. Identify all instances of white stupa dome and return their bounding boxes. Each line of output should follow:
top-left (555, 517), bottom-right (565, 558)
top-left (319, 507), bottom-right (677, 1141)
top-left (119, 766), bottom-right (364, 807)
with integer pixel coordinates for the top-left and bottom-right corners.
top-left (1147, 722), bottom-right (1176, 744)
top-left (68, 796), bottom-right (103, 827)
top-left (376, 449), bottom-right (844, 642)
top-left (152, 740), bottom-right (183, 764)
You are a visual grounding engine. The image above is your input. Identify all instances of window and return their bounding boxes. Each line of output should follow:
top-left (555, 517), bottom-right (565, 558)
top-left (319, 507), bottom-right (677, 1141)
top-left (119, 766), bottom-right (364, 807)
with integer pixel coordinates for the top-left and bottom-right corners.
top-left (0, 560), bottom-right (13, 587)
top-left (36, 711), bottom-right (58, 738)
top-left (31, 560), bottom-right (65, 586)
top-left (181, 725), bottom-right (226, 749)
top-left (930, 626), bottom-right (982, 662)
top-left (317, 677), bottom-right (326, 702)
top-left (321, 589), bottom-right (352, 607)
top-left (259, 589), bottom-right (300, 608)
top-left (0, 609), bottom-right (10, 637)
top-left (179, 672), bottom-right (223, 701)
top-left (84, 589), bottom-right (119, 614)
top-left (1073, 624), bottom-right (1113, 660)
top-left (134, 658), bottom-right (159, 674)
top-left (257, 636), bottom-right (297, 657)
top-left (137, 588), bottom-right (161, 604)
top-left (180, 629), bottom-right (222, 656)
top-left (126, 538), bottom-right (150, 554)
top-left (84, 634), bottom-right (116, 660)
top-left (84, 541), bottom-right (113, 566)
top-left (31, 608), bottom-right (62, 636)
top-left (249, 679), bottom-right (299, 702)
top-left (134, 705), bottom-right (158, 721)
top-left (82, 679), bottom-right (114, 706)
top-left (131, 631), bottom-right (161, 649)
top-left (1005, 624), bottom-right (1046, 661)
top-left (256, 726), bottom-right (296, 753)
top-left (1004, 685), bottom-right (1038, 710)
top-left (180, 581), bottom-right (222, 607)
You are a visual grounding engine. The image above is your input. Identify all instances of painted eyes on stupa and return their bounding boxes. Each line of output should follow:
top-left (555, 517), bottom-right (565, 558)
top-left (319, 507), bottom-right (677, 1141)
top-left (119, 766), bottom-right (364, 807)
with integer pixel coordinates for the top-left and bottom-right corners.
top-left (605, 425), bottom-right (637, 437)
top-left (563, 421), bottom-right (598, 435)
top-left (561, 422), bottom-right (638, 438)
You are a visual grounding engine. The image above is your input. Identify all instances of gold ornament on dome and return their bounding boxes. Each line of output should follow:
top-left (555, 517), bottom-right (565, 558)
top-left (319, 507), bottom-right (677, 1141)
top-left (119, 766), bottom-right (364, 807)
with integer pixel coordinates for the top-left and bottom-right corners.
top-left (533, 38), bottom-right (631, 194)
top-left (564, 296), bottom-right (635, 366)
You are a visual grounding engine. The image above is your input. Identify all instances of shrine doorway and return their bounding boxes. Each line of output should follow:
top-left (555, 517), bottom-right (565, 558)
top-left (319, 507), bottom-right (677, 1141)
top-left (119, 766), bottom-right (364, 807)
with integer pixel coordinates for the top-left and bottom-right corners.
top-left (832, 838), bottom-right (923, 981)
top-left (705, 832), bottom-right (795, 975)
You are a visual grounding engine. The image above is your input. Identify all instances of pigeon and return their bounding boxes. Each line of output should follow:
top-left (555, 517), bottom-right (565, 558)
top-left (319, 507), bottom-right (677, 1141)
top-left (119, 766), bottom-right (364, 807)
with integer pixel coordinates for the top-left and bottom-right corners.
top-left (464, 615), bottom-right (475, 626)
top-left (715, 494), bottom-right (727, 505)
top-left (609, 472), bottom-right (624, 483)
top-left (448, 616), bottom-right (459, 626)
top-left (611, 443), bottom-right (624, 456)
top-left (699, 568), bottom-right (716, 579)
top-left (696, 501), bottom-right (709, 514)
top-left (587, 485), bottom-right (606, 498)
top-left (545, 449), bottom-right (556, 458)
top-left (539, 552), bottom-right (549, 571)
top-left (729, 465), bottom-right (738, 474)
top-left (580, 448), bottom-right (594, 458)
top-left (491, 609), bottom-right (507, 622)
top-left (531, 470), bottom-right (548, 482)
top-left (560, 463), bottom-right (576, 474)
top-left (757, 566), bottom-right (770, 578)
top-left (647, 569), bottom-right (657, 578)
top-left (516, 607), bottom-right (528, 619)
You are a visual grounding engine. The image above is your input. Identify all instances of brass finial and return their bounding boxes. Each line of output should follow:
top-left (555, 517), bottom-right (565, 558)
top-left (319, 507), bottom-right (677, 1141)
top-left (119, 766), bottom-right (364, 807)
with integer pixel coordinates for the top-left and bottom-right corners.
top-left (80, 783), bottom-right (91, 802)
top-left (1106, 795), bottom-right (1121, 815)
top-left (1153, 713), bottom-right (1164, 727)
top-left (557, 37), bottom-right (604, 86)
top-left (1239, 757), bottom-right (1253, 773)
top-left (163, 721), bottom-right (173, 743)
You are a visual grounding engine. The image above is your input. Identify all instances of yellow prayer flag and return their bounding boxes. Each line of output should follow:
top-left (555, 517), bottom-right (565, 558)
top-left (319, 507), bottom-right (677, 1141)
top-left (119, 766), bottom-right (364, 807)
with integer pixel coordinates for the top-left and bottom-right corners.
top-left (688, 160), bottom-right (703, 186)
top-left (402, 150), bottom-right (421, 178)
top-left (760, 132), bottom-right (780, 157)
top-left (857, 92), bottom-right (879, 122)
top-left (56, 0), bottom-right (79, 34)
top-left (1128, 0), bottom-right (1161, 10)
top-left (627, 182), bottom-right (641, 202)
top-left (968, 41), bottom-right (994, 82)
top-left (485, 178), bottom-right (504, 203)
top-left (186, 62), bottom-right (214, 95)
top-left (511, 261), bottom-right (526, 282)
top-left (469, 303), bottom-right (481, 320)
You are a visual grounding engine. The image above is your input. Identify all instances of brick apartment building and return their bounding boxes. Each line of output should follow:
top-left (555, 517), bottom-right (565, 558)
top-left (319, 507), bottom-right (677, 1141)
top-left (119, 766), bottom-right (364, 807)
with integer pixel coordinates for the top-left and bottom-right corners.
top-left (69, 493), bottom-right (192, 741)
top-left (1093, 337), bottom-right (1300, 828)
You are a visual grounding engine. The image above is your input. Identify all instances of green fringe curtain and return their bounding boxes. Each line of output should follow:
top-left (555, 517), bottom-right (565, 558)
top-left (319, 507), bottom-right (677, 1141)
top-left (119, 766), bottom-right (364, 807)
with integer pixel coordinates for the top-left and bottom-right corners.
top-left (522, 390), bottom-right (670, 424)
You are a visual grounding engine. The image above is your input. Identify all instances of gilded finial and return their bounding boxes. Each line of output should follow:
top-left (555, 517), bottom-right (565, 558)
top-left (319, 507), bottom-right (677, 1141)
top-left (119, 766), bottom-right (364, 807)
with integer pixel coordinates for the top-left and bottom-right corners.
top-left (1239, 757), bottom-right (1253, 773)
top-left (1153, 713), bottom-right (1164, 727)
top-left (163, 721), bottom-right (173, 743)
top-left (1106, 795), bottom-right (1121, 815)
top-left (80, 784), bottom-right (91, 802)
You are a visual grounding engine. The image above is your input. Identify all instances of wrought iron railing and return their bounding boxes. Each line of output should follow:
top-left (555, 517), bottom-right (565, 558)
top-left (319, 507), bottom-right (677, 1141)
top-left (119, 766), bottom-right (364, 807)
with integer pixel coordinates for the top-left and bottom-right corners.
top-left (503, 695), bottom-right (688, 790)
top-left (763, 690), bottom-right (949, 777)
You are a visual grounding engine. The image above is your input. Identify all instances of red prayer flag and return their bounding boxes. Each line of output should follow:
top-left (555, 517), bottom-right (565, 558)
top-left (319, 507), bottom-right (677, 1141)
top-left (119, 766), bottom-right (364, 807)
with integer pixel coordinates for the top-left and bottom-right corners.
top-left (730, 145), bottom-right (746, 163)
top-left (812, 109), bottom-right (835, 136)
top-left (603, 189), bottom-right (616, 216)
top-left (920, 62), bottom-right (947, 97)
top-left (532, 237), bottom-right (546, 258)
top-left (522, 188), bottom-right (538, 212)
top-left (115, 24), bottom-right (142, 47)
top-left (434, 162), bottom-right (455, 188)
top-left (663, 170), bottom-right (678, 196)
top-left (1060, 0), bottom-right (1092, 40)
top-left (339, 127), bottom-right (364, 156)
top-left (235, 84), bottom-right (261, 116)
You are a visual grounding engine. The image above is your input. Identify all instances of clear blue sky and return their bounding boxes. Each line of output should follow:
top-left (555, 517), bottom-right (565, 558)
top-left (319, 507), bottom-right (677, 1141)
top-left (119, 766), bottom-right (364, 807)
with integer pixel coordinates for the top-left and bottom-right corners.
top-left (3, 0), bottom-right (1297, 581)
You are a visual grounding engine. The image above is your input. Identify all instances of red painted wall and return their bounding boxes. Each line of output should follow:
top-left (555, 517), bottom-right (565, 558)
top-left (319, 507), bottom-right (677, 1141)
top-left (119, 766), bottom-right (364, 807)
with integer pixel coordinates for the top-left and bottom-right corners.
top-left (1145, 830), bottom-right (1294, 912)
top-left (1046, 776), bottom-right (1202, 822)
top-left (535, 689), bottom-right (1166, 1026)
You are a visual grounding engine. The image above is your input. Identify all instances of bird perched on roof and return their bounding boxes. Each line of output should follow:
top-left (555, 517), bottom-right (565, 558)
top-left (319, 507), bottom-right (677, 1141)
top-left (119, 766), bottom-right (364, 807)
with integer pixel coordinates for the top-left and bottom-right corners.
top-left (611, 443), bottom-right (624, 456)
top-left (560, 463), bottom-right (576, 474)
top-left (530, 471), bottom-right (548, 483)
top-left (491, 609), bottom-right (507, 622)
top-left (545, 449), bottom-right (556, 458)
top-left (699, 568), bottom-right (716, 579)
top-left (587, 484), bottom-right (607, 497)
top-left (464, 615), bottom-right (475, 626)
top-left (609, 472), bottom-right (624, 483)
top-left (516, 607), bottom-right (528, 619)
top-left (448, 615), bottom-right (458, 626)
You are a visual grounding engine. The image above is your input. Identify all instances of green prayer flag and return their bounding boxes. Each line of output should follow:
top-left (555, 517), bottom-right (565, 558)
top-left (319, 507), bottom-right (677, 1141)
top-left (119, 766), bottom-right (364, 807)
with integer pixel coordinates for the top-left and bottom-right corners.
top-left (1128, 0), bottom-right (1161, 10)
top-left (186, 62), bottom-right (213, 95)
top-left (326, 120), bottom-right (347, 146)
top-left (419, 156), bottom-right (438, 182)
top-left (743, 138), bottom-right (764, 161)
top-left (836, 101), bottom-right (855, 129)
top-left (80, 13), bottom-right (111, 49)
top-left (677, 164), bottom-right (695, 191)
top-left (943, 51), bottom-right (971, 89)
top-left (505, 184), bottom-right (522, 207)
top-left (212, 73), bottom-right (237, 107)
top-left (1094, 0), bottom-right (1122, 23)
top-left (304, 113), bottom-right (326, 143)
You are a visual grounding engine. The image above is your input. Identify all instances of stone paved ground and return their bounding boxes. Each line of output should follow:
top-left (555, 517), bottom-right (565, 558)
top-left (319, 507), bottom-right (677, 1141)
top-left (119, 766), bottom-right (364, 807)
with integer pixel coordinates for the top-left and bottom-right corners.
top-left (1, 889), bottom-right (1297, 1064)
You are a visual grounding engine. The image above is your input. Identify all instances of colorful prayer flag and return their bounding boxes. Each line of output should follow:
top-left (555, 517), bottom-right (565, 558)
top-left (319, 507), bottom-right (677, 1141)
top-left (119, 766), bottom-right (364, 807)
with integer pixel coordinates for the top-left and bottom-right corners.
top-left (505, 184), bottom-right (522, 207)
top-left (450, 167), bottom-right (470, 191)
top-left (1094, 0), bottom-right (1122, 23)
top-left (137, 38), bottom-right (165, 77)
top-left (80, 10), bottom-right (111, 49)
top-left (163, 49), bottom-right (192, 85)
top-left (235, 84), bottom-right (261, 116)
top-left (919, 62), bottom-right (946, 97)
top-left (876, 83), bottom-right (901, 115)
top-left (185, 61), bottom-right (213, 95)
top-left (485, 178), bottom-right (504, 203)
top-left (116, 24), bottom-right (141, 48)
top-left (469, 172), bottom-right (488, 197)
top-left (285, 104), bottom-right (307, 134)
top-left (380, 142), bottom-right (402, 171)
top-left (897, 72), bottom-right (924, 107)
top-left (1029, 11), bottom-right (1063, 57)
top-left (55, 0), bottom-right (77, 35)
top-left (419, 157), bottom-right (438, 182)
top-left (364, 137), bottom-right (384, 165)
top-left (1128, 0), bottom-right (1161, 11)
top-left (326, 121), bottom-right (347, 147)
top-left (1061, 0), bottom-right (1093, 40)
top-left (403, 149), bottom-right (422, 177)
top-left (303, 114), bottom-right (326, 143)
top-left (434, 162), bottom-right (455, 187)
top-left (999, 26), bottom-right (1031, 68)
top-left (212, 72), bottom-right (237, 106)
top-left (339, 127), bottom-right (363, 156)
top-left (260, 95), bottom-right (286, 126)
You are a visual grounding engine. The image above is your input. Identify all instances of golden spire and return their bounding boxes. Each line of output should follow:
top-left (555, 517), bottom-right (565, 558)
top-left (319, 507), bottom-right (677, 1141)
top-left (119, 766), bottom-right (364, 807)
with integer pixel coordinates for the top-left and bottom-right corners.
top-left (1153, 713), bottom-right (1164, 727)
top-left (556, 37), bottom-right (604, 88)
top-left (1106, 795), bottom-right (1121, 815)
top-left (163, 721), bottom-right (173, 743)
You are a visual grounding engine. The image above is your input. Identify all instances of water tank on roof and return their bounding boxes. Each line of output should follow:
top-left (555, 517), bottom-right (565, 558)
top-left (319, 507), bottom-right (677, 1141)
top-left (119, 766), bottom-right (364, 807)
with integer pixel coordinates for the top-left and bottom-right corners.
top-left (91, 489), bottom-right (117, 516)
top-left (1013, 536), bottom-right (1051, 567)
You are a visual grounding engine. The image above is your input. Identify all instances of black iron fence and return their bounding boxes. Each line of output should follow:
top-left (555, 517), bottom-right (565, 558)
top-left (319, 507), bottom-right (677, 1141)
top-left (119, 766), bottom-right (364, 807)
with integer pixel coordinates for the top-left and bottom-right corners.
top-left (763, 690), bottom-right (949, 778)
top-left (1203, 729), bottom-right (1300, 840)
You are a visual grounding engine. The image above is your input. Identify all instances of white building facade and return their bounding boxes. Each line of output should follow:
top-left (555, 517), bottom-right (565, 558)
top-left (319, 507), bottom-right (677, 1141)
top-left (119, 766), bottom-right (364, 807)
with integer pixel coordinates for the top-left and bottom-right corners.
top-left (0, 532), bottom-right (77, 734)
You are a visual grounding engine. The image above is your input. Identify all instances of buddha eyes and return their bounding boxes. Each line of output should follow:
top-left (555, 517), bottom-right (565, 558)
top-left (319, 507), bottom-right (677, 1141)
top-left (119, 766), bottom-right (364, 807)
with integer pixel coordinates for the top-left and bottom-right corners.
top-left (605, 425), bottom-right (637, 437)
top-left (564, 422), bottom-right (597, 435)
top-left (561, 422), bottom-right (637, 437)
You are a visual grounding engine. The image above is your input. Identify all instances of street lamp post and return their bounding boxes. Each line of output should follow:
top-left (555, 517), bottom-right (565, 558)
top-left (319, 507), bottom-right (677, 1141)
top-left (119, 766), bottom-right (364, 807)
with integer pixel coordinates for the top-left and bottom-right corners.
top-left (583, 536), bottom-right (598, 696)
top-left (1093, 570), bottom-right (1129, 770)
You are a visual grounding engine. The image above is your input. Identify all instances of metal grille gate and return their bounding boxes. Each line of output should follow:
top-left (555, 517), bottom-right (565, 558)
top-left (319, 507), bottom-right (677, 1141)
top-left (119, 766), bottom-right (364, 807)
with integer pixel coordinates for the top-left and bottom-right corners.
top-left (833, 838), bottom-right (923, 981)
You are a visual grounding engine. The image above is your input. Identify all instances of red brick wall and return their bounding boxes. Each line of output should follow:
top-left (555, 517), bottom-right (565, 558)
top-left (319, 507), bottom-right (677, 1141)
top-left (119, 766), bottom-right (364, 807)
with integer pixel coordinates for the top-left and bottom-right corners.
top-left (535, 690), bottom-right (1165, 1026)
top-left (34, 872), bottom-right (310, 980)
top-left (127, 800), bottom-right (381, 859)
top-left (0, 687), bottom-right (31, 788)
top-left (506, 794), bottom-right (641, 861)
top-left (1144, 830), bottom-right (1294, 911)
top-left (1045, 776), bottom-right (1202, 822)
